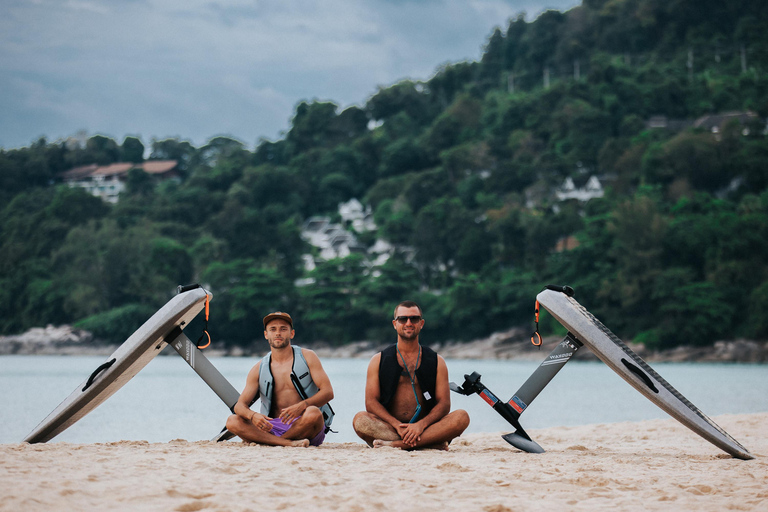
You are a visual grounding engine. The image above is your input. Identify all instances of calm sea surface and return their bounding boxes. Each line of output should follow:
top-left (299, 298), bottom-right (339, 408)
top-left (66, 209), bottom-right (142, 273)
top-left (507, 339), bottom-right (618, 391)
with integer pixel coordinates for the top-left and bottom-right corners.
top-left (1, 355), bottom-right (766, 444)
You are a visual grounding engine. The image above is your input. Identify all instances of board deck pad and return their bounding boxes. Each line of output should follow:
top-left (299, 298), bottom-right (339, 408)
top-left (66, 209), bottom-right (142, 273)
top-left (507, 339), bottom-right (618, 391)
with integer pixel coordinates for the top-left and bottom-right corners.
top-left (537, 289), bottom-right (753, 460)
top-left (24, 288), bottom-right (209, 443)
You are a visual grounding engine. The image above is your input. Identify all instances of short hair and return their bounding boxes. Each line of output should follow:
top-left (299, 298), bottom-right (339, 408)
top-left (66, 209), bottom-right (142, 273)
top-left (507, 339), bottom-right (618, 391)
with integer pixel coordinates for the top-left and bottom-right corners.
top-left (393, 300), bottom-right (422, 318)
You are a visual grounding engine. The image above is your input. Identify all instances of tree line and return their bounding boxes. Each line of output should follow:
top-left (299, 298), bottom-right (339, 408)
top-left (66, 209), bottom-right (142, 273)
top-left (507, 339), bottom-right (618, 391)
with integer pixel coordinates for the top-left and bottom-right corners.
top-left (1, 0), bottom-right (767, 349)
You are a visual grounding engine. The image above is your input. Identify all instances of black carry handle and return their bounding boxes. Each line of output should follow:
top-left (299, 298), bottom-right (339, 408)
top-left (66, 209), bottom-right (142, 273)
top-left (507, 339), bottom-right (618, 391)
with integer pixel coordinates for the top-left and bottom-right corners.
top-left (177, 283), bottom-right (201, 294)
top-left (544, 284), bottom-right (574, 297)
top-left (450, 371), bottom-right (484, 396)
top-left (621, 358), bottom-right (659, 393)
top-left (82, 358), bottom-right (117, 392)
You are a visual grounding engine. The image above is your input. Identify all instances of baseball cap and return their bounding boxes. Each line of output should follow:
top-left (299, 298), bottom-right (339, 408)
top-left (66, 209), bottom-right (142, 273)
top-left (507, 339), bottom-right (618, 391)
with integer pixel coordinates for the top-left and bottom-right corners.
top-left (263, 311), bottom-right (293, 329)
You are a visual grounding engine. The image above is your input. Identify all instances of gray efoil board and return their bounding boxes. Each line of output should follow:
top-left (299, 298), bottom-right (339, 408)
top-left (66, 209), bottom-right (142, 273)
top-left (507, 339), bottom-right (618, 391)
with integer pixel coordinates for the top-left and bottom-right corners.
top-left (24, 288), bottom-right (209, 443)
top-left (536, 289), bottom-right (753, 460)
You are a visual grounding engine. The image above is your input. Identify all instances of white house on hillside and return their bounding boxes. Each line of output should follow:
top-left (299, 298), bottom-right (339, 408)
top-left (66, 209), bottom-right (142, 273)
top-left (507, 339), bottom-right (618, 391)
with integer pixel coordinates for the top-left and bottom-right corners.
top-left (300, 199), bottom-right (394, 274)
top-left (301, 216), bottom-right (365, 262)
top-left (338, 198), bottom-right (377, 232)
top-left (61, 160), bottom-right (179, 203)
top-left (555, 176), bottom-right (604, 202)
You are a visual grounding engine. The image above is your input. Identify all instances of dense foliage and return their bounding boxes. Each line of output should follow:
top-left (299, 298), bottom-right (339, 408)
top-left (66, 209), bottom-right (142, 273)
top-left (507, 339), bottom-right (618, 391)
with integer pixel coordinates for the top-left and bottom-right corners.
top-left (1, 0), bottom-right (767, 349)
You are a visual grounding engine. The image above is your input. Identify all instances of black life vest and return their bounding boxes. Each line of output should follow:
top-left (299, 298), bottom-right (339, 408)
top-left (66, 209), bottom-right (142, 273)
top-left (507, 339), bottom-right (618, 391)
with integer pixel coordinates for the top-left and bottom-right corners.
top-left (378, 344), bottom-right (438, 417)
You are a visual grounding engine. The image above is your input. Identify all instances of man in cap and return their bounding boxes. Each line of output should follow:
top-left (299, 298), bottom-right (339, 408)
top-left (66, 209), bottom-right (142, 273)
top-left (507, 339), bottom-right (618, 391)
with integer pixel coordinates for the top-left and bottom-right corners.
top-left (225, 312), bottom-right (334, 447)
top-left (352, 300), bottom-right (469, 449)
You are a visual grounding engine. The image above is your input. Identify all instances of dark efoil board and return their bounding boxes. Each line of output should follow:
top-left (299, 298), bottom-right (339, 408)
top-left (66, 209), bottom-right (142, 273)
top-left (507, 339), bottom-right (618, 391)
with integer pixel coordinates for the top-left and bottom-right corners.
top-left (537, 289), bottom-right (753, 460)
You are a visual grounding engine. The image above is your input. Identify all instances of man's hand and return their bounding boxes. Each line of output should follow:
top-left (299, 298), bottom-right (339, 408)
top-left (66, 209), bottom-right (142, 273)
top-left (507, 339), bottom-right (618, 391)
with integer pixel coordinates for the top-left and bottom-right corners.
top-left (279, 401), bottom-right (308, 424)
top-left (396, 422), bottom-right (425, 447)
top-left (249, 412), bottom-right (273, 432)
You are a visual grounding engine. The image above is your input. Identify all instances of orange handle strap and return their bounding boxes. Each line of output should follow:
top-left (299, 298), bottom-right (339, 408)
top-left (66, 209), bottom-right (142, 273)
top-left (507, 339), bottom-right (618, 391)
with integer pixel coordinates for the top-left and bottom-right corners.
top-left (530, 300), bottom-right (542, 347)
top-left (197, 330), bottom-right (211, 349)
top-left (197, 294), bottom-right (212, 349)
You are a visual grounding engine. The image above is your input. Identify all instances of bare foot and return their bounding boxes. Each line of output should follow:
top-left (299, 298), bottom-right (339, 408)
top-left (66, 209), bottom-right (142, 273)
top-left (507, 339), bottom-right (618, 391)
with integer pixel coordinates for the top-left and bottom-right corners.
top-left (372, 439), bottom-right (449, 450)
top-left (290, 439), bottom-right (310, 447)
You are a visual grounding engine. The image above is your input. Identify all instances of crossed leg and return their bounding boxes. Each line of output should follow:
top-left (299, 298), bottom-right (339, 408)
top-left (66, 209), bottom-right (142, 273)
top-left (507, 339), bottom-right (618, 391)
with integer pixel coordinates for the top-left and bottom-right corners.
top-left (225, 406), bottom-right (324, 447)
top-left (353, 409), bottom-right (470, 450)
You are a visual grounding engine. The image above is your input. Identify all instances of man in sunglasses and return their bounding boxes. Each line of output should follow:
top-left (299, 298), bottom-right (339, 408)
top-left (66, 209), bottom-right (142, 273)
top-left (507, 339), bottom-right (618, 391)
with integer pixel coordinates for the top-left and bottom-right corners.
top-left (353, 300), bottom-right (469, 449)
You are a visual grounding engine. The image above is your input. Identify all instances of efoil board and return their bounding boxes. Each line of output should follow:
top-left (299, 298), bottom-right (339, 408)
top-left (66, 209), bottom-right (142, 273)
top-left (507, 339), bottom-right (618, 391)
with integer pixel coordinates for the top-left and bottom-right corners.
top-left (24, 287), bottom-right (209, 443)
top-left (536, 289), bottom-right (753, 460)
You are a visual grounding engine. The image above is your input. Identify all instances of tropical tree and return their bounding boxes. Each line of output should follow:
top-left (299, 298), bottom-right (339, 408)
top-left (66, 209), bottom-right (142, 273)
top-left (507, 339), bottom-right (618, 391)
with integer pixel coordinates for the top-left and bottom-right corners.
top-left (121, 136), bottom-right (145, 163)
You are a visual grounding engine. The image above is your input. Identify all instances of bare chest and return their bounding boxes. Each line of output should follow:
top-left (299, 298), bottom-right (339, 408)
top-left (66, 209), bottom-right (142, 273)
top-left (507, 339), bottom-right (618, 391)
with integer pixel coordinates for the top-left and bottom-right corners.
top-left (388, 370), bottom-right (425, 423)
top-left (268, 362), bottom-right (302, 415)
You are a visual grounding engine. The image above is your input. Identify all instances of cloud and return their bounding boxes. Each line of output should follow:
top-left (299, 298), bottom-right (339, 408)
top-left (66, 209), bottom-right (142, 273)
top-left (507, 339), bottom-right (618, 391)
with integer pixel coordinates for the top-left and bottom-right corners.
top-left (64, 0), bottom-right (109, 14)
top-left (0, 0), bottom-right (580, 149)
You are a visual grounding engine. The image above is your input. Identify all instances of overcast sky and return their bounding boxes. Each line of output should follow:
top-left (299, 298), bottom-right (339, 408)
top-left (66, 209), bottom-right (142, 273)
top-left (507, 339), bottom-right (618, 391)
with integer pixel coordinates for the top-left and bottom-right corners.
top-left (1, 0), bottom-right (580, 151)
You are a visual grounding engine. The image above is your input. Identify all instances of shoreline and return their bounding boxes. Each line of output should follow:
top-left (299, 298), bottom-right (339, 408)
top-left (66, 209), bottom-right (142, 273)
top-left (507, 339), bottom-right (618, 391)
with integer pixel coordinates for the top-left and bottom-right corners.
top-left (1, 324), bottom-right (766, 363)
top-left (2, 412), bottom-right (765, 511)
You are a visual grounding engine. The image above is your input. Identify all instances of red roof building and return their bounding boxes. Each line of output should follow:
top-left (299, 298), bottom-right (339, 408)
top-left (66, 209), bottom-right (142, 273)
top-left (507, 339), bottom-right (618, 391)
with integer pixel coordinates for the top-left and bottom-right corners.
top-left (61, 160), bottom-right (179, 203)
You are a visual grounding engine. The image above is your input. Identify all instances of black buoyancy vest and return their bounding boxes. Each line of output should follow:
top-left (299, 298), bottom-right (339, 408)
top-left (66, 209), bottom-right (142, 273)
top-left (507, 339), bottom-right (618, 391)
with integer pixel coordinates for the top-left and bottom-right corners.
top-left (378, 344), bottom-right (438, 416)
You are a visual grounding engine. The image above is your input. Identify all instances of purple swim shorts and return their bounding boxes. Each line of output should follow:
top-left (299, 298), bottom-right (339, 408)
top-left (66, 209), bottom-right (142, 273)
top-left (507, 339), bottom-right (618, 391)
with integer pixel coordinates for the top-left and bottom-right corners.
top-left (268, 417), bottom-right (325, 446)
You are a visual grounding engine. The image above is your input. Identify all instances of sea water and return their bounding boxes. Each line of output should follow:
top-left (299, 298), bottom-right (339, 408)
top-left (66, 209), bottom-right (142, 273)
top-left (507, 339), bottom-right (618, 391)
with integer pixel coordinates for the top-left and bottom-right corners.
top-left (1, 355), bottom-right (766, 444)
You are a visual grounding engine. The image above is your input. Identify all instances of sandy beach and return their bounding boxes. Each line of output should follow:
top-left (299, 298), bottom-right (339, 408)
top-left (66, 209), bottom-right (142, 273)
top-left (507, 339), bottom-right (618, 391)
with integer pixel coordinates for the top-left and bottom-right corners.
top-left (1, 413), bottom-right (765, 511)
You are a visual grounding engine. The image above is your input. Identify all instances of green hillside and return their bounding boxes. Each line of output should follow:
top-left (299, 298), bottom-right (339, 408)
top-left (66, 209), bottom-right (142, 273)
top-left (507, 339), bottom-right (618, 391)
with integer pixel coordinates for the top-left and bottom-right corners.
top-left (1, 0), bottom-right (767, 349)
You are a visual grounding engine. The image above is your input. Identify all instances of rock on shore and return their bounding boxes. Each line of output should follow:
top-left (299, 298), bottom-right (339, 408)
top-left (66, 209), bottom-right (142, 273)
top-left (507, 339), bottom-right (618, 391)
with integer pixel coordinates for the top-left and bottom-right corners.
top-left (427, 328), bottom-right (768, 364)
top-left (0, 325), bottom-right (116, 356)
top-left (1, 325), bottom-right (766, 363)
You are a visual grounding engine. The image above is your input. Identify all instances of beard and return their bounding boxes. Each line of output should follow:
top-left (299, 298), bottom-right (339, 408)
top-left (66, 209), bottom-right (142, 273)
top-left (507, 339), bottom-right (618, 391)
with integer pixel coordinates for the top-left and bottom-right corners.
top-left (268, 337), bottom-right (290, 349)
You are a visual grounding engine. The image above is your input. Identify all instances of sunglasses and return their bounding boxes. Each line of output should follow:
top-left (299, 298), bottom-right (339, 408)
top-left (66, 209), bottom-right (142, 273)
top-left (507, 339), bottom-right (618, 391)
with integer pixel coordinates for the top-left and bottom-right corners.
top-left (395, 315), bottom-right (422, 324)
